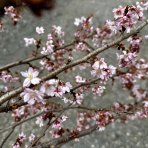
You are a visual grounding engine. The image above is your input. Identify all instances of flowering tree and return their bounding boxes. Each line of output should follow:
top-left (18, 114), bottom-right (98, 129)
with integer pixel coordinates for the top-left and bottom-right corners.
top-left (0, 1), bottom-right (148, 148)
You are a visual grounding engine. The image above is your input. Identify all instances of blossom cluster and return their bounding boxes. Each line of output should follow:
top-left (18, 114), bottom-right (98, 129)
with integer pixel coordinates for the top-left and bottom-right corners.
top-left (0, 1), bottom-right (147, 147)
top-left (0, 71), bottom-right (19, 92)
top-left (91, 58), bottom-right (116, 81)
top-left (4, 6), bottom-right (21, 25)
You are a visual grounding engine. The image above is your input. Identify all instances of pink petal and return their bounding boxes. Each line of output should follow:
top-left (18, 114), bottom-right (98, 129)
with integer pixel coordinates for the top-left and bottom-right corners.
top-left (23, 78), bottom-right (31, 87)
top-left (33, 71), bottom-right (39, 77)
top-left (31, 78), bottom-right (41, 85)
top-left (21, 71), bottom-right (28, 77)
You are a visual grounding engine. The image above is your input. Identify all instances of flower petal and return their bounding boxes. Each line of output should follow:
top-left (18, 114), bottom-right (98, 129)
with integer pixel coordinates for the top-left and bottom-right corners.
top-left (32, 71), bottom-right (39, 77)
top-left (23, 78), bottom-right (31, 87)
top-left (21, 71), bottom-right (28, 77)
top-left (31, 78), bottom-right (41, 85)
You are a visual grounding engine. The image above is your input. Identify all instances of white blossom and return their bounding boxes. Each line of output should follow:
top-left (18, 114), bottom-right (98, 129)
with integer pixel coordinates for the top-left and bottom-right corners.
top-left (20, 88), bottom-right (44, 105)
top-left (24, 38), bottom-right (36, 47)
top-left (75, 75), bottom-right (86, 83)
top-left (21, 67), bottom-right (41, 87)
top-left (36, 116), bottom-right (44, 127)
top-left (36, 26), bottom-right (44, 34)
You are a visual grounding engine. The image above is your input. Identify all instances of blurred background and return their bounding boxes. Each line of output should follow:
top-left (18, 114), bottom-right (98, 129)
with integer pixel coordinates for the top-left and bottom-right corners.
top-left (0, 0), bottom-right (148, 148)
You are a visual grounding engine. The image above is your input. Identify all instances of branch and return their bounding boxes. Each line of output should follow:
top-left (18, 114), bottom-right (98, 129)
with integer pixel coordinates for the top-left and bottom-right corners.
top-left (0, 77), bottom-right (100, 113)
top-left (0, 42), bottom-right (74, 72)
top-left (0, 20), bottom-right (147, 106)
top-left (29, 109), bottom-right (68, 148)
top-left (0, 111), bottom-right (44, 134)
top-left (0, 128), bottom-right (14, 148)
top-left (33, 124), bottom-right (98, 148)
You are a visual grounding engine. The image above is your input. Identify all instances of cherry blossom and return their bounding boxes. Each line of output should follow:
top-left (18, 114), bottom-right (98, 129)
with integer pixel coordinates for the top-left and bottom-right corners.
top-left (74, 93), bottom-right (84, 104)
top-left (143, 101), bottom-right (148, 108)
top-left (24, 38), bottom-right (36, 47)
top-left (20, 88), bottom-right (44, 105)
top-left (75, 75), bottom-right (86, 83)
top-left (4, 6), bottom-right (21, 24)
top-left (52, 115), bottom-right (68, 130)
top-left (0, 71), bottom-right (18, 83)
top-left (92, 86), bottom-right (106, 96)
top-left (36, 26), bottom-right (45, 34)
top-left (21, 67), bottom-right (41, 87)
top-left (113, 6), bottom-right (124, 19)
top-left (40, 79), bottom-right (59, 96)
top-left (117, 51), bottom-right (137, 68)
top-left (95, 111), bottom-right (113, 128)
top-left (74, 18), bottom-right (82, 26)
top-left (12, 132), bottom-right (26, 148)
top-left (28, 133), bottom-right (35, 142)
top-left (36, 116), bottom-right (44, 127)
top-left (12, 107), bottom-right (25, 121)
top-left (74, 17), bottom-right (86, 27)
top-left (0, 1), bottom-right (148, 147)
top-left (91, 58), bottom-right (116, 80)
top-left (40, 79), bottom-right (72, 98)
top-left (52, 25), bottom-right (64, 37)
top-left (132, 85), bottom-right (147, 101)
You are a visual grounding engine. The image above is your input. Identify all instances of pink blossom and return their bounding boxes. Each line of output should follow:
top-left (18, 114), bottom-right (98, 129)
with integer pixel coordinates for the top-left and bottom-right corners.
top-left (117, 51), bottom-right (137, 67)
top-left (52, 120), bottom-right (61, 129)
top-left (0, 71), bottom-right (18, 83)
top-left (132, 85), bottom-right (147, 101)
top-left (52, 115), bottom-right (68, 129)
top-left (21, 67), bottom-right (41, 87)
top-left (41, 38), bottom-right (54, 55)
top-left (74, 93), bottom-right (84, 104)
top-left (91, 58), bottom-right (116, 80)
top-left (18, 132), bottom-right (26, 142)
top-left (12, 107), bottom-right (25, 120)
top-left (29, 134), bottom-right (35, 142)
top-left (4, 6), bottom-right (21, 23)
top-left (60, 82), bottom-right (72, 93)
top-left (40, 79), bottom-right (72, 98)
top-left (113, 6), bottom-right (124, 19)
top-left (92, 86), bottom-right (106, 96)
top-left (20, 88), bottom-right (44, 105)
top-left (40, 79), bottom-right (59, 96)
top-left (52, 25), bottom-right (64, 37)
top-left (75, 75), bottom-right (86, 83)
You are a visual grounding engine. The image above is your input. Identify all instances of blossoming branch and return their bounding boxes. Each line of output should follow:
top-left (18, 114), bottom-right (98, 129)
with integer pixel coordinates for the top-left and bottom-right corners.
top-left (0, 1), bottom-right (148, 148)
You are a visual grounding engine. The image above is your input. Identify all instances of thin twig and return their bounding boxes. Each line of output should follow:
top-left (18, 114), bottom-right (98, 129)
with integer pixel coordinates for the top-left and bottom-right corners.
top-left (0, 128), bottom-right (14, 148)
top-left (0, 78), bottom-right (100, 113)
top-left (0, 42), bottom-right (74, 72)
top-left (0, 111), bottom-right (44, 134)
